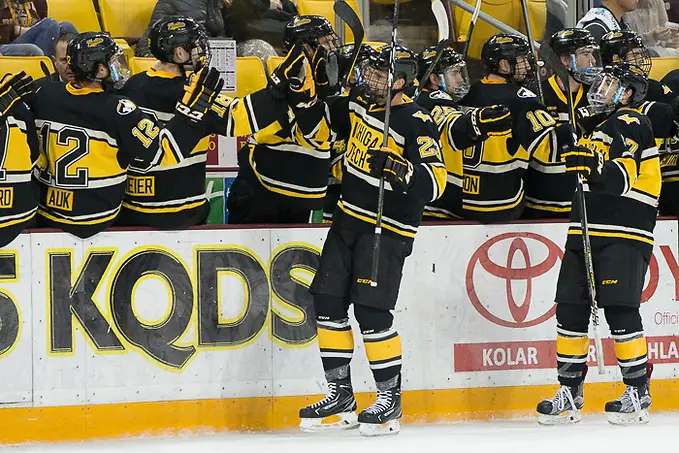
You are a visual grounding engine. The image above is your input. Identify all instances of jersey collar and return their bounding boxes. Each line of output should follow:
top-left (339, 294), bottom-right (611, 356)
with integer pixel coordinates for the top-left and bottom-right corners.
top-left (66, 82), bottom-right (104, 95)
top-left (147, 67), bottom-right (181, 79)
top-left (548, 74), bottom-right (584, 107)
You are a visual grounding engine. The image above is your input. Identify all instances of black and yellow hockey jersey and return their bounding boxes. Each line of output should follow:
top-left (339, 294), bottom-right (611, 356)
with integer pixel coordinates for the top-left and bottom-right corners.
top-left (659, 150), bottom-right (679, 216)
top-left (567, 107), bottom-right (660, 258)
top-left (458, 78), bottom-right (555, 222)
top-left (117, 67), bottom-right (284, 228)
top-left (0, 101), bottom-right (40, 247)
top-left (416, 89), bottom-right (480, 220)
top-left (32, 81), bottom-right (209, 238)
top-left (646, 79), bottom-right (675, 104)
top-left (293, 93), bottom-right (446, 243)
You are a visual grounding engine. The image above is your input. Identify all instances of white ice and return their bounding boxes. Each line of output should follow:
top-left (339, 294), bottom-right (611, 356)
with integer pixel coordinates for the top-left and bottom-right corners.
top-left (8, 412), bottom-right (679, 452)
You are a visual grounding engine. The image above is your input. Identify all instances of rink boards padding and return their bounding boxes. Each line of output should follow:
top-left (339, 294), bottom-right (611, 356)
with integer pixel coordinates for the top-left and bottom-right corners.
top-left (0, 220), bottom-right (678, 444)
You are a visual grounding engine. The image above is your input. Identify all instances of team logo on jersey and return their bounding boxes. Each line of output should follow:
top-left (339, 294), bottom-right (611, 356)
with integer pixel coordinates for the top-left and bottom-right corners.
top-left (430, 91), bottom-right (452, 100)
top-left (117, 99), bottom-right (137, 115)
top-left (167, 21), bottom-right (186, 31)
top-left (618, 114), bottom-right (640, 125)
top-left (664, 85), bottom-right (673, 95)
top-left (87, 37), bottom-right (104, 48)
top-left (517, 87), bottom-right (537, 98)
top-left (412, 111), bottom-right (433, 122)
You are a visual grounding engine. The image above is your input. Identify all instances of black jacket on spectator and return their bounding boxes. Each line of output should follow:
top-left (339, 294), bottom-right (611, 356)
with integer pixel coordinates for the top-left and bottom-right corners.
top-left (222, 0), bottom-right (297, 50)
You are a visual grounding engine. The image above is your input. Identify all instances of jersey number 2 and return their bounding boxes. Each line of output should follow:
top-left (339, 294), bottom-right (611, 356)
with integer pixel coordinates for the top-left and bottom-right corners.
top-left (41, 124), bottom-right (90, 187)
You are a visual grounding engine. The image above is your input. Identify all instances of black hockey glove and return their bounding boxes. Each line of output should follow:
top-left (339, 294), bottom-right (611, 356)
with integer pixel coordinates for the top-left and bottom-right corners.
top-left (469, 105), bottom-right (512, 138)
top-left (269, 43), bottom-right (306, 99)
top-left (312, 46), bottom-right (340, 99)
top-left (561, 144), bottom-right (604, 182)
top-left (176, 67), bottom-right (224, 123)
top-left (0, 71), bottom-right (33, 115)
top-left (367, 147), bottom-right (414, 193)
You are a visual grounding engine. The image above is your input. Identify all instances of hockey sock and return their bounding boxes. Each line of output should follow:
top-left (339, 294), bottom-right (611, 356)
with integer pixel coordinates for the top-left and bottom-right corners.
top-left (317, 317), bottom-right (354, 381)
top-left (556, 304), bottom-right (590, 387)
top-left (362, 328), bottom-right (402, 390)
top-left (605, 307), bottom-right (648, 388)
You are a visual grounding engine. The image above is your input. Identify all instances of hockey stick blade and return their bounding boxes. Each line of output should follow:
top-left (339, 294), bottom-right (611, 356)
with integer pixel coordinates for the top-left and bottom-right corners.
top-left (334, 0), bottom-right (365, 88)
top-left (414, 38), bottom-right (452, 98)
top-left (432, 0), bottom-right (449, 42)
top-left (463, 0), bottom-right (482, 61)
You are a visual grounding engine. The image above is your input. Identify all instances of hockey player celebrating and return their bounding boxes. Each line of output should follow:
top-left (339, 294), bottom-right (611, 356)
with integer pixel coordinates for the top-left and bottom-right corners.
top-left (459, 33), bottom-right (557, 222)
top-left (415, 47), bottom-right (512, 219)
top-left (117, 17), bottom-right (288, 228)
top-left (537, 63), bottom-right (658, 426)
top-left (226, 15), bottom-right (339, 224)
top-left (284, 43), bottom-right (446, 435)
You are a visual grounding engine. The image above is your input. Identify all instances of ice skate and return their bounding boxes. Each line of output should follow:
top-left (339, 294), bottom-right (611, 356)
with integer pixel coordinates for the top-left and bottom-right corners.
top-left (605, 382), bottom-right (651, 425)
top-left (299, 379), bottom-right (358, 432)
top-left (536, 383), bottom-right (584, 425)
top-left (358, 386), bottom-right (402, 436)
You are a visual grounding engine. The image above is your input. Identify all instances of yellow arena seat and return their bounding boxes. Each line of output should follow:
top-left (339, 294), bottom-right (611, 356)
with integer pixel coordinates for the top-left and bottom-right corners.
top-left (129, 57), bottom-right (158, 75)
top-left (297, 0), bottom-right (361, 42)
top-left (0, 56), bottom-right (55, 80)
top-left (47, 0), bottom-right (101, 32)
top-left (115, 39), bottom-right (135, 64)
top-left (523, 0), bottom-right (546, 42)
top-left (455, 0), bottom-right (523, 60)
top-left (99, 0), bottom-right (156, 38)
top-left (266, 56), bottom-right (284, 77)
top-left (227, 57), bottom-right (267, 98)
top-left (649, 57), bottom-right (679, 82)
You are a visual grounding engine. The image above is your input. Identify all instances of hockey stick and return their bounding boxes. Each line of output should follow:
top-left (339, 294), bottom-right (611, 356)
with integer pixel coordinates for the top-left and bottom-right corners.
top-left (463, 0), bottom-right (482, 61)
top-left (540, 43), bottom-right (606, 375)
top-left (334, 0), bottom-right (365, 89)
top-left (370, 0), bottom-right (401, 288)
top-left (519, 0), bottom-right (544, 102)
top-left (413, 0), bottom-right (454, 98)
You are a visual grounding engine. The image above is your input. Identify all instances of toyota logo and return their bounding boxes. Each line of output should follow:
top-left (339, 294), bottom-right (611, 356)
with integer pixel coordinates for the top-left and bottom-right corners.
top-left (466, 232), bottom-right (562, 328)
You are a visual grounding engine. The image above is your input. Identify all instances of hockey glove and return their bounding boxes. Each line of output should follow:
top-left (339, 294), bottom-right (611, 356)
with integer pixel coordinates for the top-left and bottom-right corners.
top-left (176, 67), bottom-right (225, 123)
top-left (269, 43), bottom-right (306, 99)
top-left (561, 145), bottom-right (604, 182)
top-left (367, 147), bottom-right (414, 193)
top-left (312, 46), bottom-right (340, 98)
top-left (0, 71), bottom-right (33, 115)
top-left (469, 105), bottom-right (512, 138)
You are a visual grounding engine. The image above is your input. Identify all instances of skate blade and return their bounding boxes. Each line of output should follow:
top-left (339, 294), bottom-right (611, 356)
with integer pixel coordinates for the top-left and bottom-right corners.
top-left (358, 419), bottom-right (400, 437)
top-left (300, 412), bottom-right (358, 432)
top-left (537, 410), bottom-right (582, 426)
top-left (607, 409), bottom-right (650, 426)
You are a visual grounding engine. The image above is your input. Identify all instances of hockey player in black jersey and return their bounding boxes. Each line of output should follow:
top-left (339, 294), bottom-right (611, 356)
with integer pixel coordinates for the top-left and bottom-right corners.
top-left (117, 17), bottom-right (286, 228)
top-left (537, 63), bottom-right (657, 426)
top-left (459, 33), bottom-right (558, 222)
top-left (288, 44), bottom-right (446, 436)
top-left (0, 72), bottom-right (40, 247)
top-left (32, 32), bottom-right (221, 239)
top-left (414, 47), bottom-right (512, 219)
top-left (226, 15), bottom-right (339, 225)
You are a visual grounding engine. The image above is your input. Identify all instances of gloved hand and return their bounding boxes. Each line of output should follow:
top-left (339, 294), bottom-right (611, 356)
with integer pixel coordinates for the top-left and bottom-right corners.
top-left (561, 144), bottom-right (605, 182)
top-left (312, 46), bottom-right (340, 98)
top-left (269, 43), bottom-right (306, 98)
top-left (367, 147), bottom-right (414, 193)
top-left (0, 71), bottom-right (33, 115)
top-left (176, 67), bottom-right (224, 123)
top-left (469, 105), bottom-right (512, 138)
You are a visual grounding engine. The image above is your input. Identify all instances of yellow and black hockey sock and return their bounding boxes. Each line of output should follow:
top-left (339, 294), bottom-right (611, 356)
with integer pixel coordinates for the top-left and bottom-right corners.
top-left (556, 326), bottom-right (590, 387)
top-left (363, 328), bottom-right (402, 387)
top-left (317, 318), bottom-right (354, 381)
top-left (613, 332), bottom-right (648, 387)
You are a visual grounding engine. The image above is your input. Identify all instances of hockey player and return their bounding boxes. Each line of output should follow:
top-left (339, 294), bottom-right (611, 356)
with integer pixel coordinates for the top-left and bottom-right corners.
top-left (288, 44), bottom-right (446, 435)
top-left (117, 17), bottom-right (287, 228)
top-left (458, 33), bottom-right (557, 222)
top-left (414, 47), bottom-right (512, 219)
top-left (537, 63), bottom-right (657, 426)
top-left (0, 71), bottom-right (39, 247)
top-left (32, 32), bottom-right (222, 238)
top-left (524, 28), bottom-right (602, 219)
top-left (226, 15), bottom-right (339, 224)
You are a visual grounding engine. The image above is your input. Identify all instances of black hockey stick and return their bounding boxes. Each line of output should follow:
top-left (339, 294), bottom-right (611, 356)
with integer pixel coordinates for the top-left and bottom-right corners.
top-left (371, 0), bottom-right (401, 288)
top-left (414, 38), bottom-right (451, 98)
top-left (463, 0), bottom-right (482, 61)
top-left (334, 0), bottom-right (365, 88)
top-left (519, 0), bottom-right (544, 102)
top-left (413, 0), bottom-right (453, 98)
top-left (540, 43), bottom-right (606, 375)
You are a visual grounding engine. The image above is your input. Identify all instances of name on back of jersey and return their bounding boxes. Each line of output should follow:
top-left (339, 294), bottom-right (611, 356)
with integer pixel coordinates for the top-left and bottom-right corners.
top-left (126, 175), bottom-right (155, 196)
top-left (46, 187), bottom-right (73, 212)
top-left (0, 187), bottom-right (13, 208)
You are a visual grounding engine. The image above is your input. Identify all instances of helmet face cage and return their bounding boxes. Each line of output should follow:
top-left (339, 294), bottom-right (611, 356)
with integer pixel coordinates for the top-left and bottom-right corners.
top-left (587, 63), bottom-right (648, 113)
top-left (185, 33), bottom-right (211, 71)
top-left (68, 33), bottom-right (129, 88)
top-left (600, 31), bottom-right (652, 75)
top-left (570, 45), bottom-right (602, 84)
top-left (108, 49), bottom-right (131, 89)
top-left (355, 58), bottom-right (390, 104)
top-left (437, 60), bottom-right (470, 101)
top-left (624, 46), bottom-right (652, 75)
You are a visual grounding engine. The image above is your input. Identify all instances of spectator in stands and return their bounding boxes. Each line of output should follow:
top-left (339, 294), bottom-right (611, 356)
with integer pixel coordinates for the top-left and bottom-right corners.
top-left (624, 0), bottom-right (679, 57)
top-left (33, 31), bottom-right (76, 88)
top-left (0, 0), bottom-right (77, 57)
top-left (576, 0), bottom-right (636, 42)
top-left (223, 0), bottom-right (298, 56)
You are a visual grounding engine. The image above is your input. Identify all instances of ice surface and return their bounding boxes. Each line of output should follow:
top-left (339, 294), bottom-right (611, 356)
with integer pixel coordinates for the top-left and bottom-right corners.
top-left (10, 412), bottom-right (678, 452)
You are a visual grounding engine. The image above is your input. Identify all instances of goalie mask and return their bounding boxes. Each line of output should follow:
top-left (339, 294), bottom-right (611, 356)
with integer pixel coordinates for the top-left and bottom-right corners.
top-left (587, 63), bottom-right (648, 114)
top-left (150, 17), bottom-right (211, 72)
top-left (429, 48), bottom-right (470, 101)
top-left (67, 32), bottom-right (131, 89)
top-left (481, 33), bottom-right (536, 87)
top-left (549, 28), bottom-right (601, 84)
top-left (354, 44), bottom-right (418, 105)
top-left (600, 30), bottom-right (651, 76)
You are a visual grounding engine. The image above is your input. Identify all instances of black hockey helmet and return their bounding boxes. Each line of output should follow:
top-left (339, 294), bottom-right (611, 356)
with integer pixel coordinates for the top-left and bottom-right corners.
top-left (337, 43), bottom-right (375, 86)
top-left (149, 17), bottom-right (211, 70)
top-left (600, 30), bottom-right (651, 75)
top-left (481, 33), bottom-right (536, 84)
top-left (549, 28), bottom-right (596, 56)
top-left (67, 32), bottom-right (130, 88)
top-left (429, 47), bottom-right (470, 100)
top-left (354, 44), bottom-right (418, 104)
top-left (417, 45), bottom-right (437, 82)
top-left (588, 63), bottom-right (648, 113)
top-left (548, 28), bottom-right (600, 84)
top-left (284, 15), bottom-right (340, 53)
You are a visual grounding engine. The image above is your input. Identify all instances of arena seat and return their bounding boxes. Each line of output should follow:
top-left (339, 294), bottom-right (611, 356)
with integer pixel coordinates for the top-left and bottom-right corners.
top-left (0, 56), bottom-right (56, 80)
top-left (99, 0), bottom-right (156, 38)
top-left (455, 0), bottom-right (523, 60)
top-left (523, 0), bottom-right (546, 42)
top-left (115, 39), bottom-right (135, 64)
top-left (649, 57), bottom-right (679, 82)
top-left (296, 0), bottom-right (361, 43)
top-left (129, 57), bottom-right (158, 75)
top-left (229, 57), bottom-right (268, 98)
top-left (266, 56), bottom-right (284, 76)
top-left (47, 0), bottom-right (101, 32)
